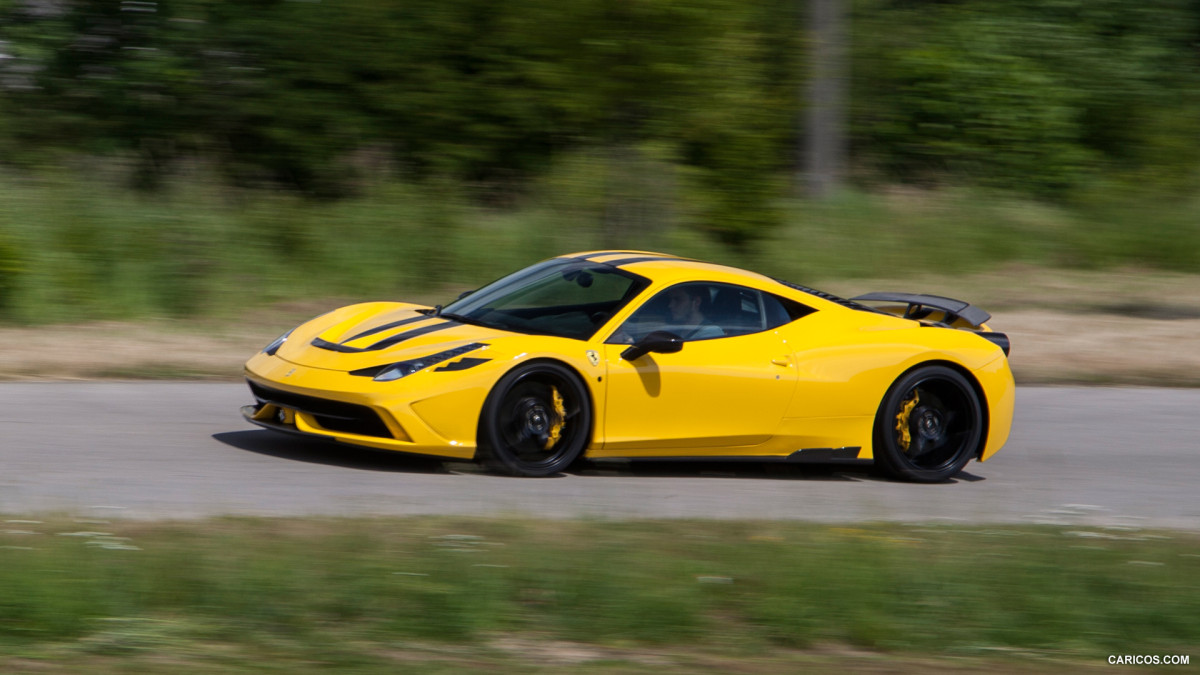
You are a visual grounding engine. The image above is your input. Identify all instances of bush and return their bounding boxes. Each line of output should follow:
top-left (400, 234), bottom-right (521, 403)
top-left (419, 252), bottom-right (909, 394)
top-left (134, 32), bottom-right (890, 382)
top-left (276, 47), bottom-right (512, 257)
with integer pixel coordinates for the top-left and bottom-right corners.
top-left (0, 233), bottom-right (23, 314)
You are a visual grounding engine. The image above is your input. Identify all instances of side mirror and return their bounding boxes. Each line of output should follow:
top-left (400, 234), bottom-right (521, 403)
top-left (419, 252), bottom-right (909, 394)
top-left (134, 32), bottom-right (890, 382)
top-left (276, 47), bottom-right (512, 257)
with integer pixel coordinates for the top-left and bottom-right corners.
top-left (620, 331), bottom-right (684, 361)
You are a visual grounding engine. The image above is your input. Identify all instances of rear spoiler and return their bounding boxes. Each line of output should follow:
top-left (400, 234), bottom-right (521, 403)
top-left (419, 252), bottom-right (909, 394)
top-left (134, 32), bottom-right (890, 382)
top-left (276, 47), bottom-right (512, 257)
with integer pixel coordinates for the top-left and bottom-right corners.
top-left (851, 292), bottom-right (1008, 355)
top-left (850, 292), bottom-right (991, 330)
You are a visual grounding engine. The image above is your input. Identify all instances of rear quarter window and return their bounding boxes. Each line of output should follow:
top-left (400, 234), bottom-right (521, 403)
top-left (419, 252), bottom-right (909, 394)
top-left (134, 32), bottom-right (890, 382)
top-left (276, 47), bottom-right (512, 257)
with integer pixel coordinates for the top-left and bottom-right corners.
top-left (763, 293), bottom-right (815, 328)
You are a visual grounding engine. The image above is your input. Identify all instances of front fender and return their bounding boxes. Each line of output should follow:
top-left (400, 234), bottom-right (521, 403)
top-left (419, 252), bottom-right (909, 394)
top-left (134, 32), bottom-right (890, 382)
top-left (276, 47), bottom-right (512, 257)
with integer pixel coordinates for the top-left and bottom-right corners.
top-left (408, 339), bottom-right (607, 457)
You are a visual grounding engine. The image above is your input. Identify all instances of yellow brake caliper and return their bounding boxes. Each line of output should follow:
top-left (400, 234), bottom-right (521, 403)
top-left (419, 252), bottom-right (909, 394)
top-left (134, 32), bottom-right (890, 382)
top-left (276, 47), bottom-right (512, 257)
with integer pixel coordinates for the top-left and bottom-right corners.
top-left (543, 386), bottom-right (566, 450)
top-left (895, 391), bottom-right (920, 453)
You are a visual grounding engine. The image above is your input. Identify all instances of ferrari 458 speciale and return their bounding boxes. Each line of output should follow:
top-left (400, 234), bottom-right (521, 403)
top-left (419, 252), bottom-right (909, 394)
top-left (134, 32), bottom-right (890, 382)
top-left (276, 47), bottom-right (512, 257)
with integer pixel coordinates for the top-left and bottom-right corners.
top-left (243, 251), bottom-right (1013, 482)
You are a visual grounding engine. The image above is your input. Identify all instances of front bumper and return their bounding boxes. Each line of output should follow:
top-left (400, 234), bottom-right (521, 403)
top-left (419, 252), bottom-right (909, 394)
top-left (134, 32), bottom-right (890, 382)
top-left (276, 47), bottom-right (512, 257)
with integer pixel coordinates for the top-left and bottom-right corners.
top-left (242, 352), bottom-right (482, 460)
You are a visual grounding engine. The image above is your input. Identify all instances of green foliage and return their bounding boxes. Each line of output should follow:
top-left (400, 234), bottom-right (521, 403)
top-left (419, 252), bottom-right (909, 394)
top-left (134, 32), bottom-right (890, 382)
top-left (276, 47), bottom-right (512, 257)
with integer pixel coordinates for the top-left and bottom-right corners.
top-left (1, 518), bottom-right (1199, 660)
top-left (2, 172), bottom-right (1199, 322)
top-left (857, 37), bottom-right (1094, 191)
top-left (1, 0), bottom-right (1200, 252)
top-left (852, 0), bottom-right (1200, 193)
top-left (0, 0), bottom-right (786, 243)
top-left (0, 230), bottom-right (22, 314)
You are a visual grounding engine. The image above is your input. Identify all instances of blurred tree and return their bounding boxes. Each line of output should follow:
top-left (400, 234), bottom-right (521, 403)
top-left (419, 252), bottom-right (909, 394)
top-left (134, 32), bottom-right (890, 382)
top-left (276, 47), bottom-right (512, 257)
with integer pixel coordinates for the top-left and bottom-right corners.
top-left (0, 0), bottom-right (1197, 225)
top-left (851, 0), bottom-right (1200, 194)
top-left (487, 0), bottom-right (790, 244)
top-left (804, 0), bottom-right (847, 199)
top-left (0, 232), bottom-right (21, 314)
top-left (0, 0), bottom-right (200, 186)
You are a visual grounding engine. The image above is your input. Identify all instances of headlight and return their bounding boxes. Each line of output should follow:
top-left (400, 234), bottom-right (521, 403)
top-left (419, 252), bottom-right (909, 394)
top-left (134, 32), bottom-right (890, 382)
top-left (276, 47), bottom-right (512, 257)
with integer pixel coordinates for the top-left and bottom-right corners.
top-left (263, 329), bottom-right (294, 356)
top-left (351, 343), bottom-right (485, 382)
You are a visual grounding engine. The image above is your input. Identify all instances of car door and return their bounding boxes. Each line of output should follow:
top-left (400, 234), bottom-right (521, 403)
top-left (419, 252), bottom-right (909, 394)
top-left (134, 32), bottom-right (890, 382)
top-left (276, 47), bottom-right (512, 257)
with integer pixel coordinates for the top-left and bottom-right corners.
top-left (595, 282), bottom-right (805, 457)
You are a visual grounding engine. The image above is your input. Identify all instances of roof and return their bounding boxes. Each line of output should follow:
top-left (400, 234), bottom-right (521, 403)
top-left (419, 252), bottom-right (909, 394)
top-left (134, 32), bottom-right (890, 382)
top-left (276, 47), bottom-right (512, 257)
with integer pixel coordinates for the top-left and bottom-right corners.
top-left (559, 250), bottom-right (778, 288)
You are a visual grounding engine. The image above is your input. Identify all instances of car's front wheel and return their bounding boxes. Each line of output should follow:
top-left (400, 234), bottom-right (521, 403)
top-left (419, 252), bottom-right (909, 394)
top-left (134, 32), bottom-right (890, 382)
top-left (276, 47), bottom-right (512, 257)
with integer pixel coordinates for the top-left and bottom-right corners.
top-left (873, 365), bottom-right (983, 482)
top-left (478, 361), bottom-right (592, 477)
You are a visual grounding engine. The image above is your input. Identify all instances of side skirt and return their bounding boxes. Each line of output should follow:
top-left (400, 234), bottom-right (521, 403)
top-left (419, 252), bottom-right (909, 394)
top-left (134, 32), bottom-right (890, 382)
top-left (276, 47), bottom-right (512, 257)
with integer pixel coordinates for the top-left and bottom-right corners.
top-left (591, 447), bottom-right (868, 465)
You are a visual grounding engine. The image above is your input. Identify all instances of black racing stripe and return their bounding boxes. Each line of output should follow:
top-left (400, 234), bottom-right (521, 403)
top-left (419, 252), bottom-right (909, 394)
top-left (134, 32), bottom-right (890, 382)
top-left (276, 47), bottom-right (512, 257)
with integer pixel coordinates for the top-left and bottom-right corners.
top-left (312, 337), bottom-right (365, 353)
top-left (367, 320), bottom-right (459, 350)
top-left (600, 255), bottom-right (689, 267)
top-left (580, 250), bottom-right (648, 261)
top-left (342, 315), bottom-right (432, 344)
top-left (312, 320), bottom-right (460, 353)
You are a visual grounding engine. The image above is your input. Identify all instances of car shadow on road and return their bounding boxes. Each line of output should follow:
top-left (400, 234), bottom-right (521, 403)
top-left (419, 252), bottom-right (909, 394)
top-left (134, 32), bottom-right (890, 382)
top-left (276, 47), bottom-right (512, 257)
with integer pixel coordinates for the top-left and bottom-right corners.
top-left (212, 430), bottom-right (449, 474)
top-left (214, 430), bottom-right (987, 483)
top-left (573, 461), bottom-right (874, 482)
top-left (572, 462), bottom-right (984, 483)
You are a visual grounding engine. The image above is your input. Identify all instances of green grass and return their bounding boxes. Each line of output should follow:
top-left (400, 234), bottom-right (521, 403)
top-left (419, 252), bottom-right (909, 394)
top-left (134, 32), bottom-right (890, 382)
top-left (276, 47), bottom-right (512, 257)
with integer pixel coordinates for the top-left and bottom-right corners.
top-left (0, 517), bottom-right (1197, 672)
top-left (1, 168), bottom-right (1199, 323)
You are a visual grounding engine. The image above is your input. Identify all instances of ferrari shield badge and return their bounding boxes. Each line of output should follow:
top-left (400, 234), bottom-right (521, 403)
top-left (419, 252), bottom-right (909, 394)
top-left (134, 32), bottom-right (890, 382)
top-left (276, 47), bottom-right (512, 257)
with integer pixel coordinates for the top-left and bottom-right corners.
top-left (586, 350), bottom-right (599, 367)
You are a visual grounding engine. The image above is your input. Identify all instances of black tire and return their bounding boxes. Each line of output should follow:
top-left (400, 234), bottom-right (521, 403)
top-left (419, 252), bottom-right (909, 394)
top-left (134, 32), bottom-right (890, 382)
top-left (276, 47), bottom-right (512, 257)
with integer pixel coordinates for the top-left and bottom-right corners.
top-left (873, 365), bottom-right (983, 483)
top-left (477, 361), bottom-right (592, 477)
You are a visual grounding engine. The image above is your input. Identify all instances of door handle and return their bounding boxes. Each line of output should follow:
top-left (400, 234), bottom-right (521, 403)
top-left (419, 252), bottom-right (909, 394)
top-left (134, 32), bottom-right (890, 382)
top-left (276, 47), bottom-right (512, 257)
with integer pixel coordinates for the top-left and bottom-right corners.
top-left (771, 356), bottom-right (792, 367)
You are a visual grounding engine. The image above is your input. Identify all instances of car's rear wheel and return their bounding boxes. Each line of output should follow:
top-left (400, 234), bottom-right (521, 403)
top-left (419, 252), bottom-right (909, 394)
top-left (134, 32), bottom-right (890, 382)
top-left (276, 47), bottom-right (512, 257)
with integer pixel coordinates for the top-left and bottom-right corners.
top-left (873, 365), bottom-right (982, 482)
top-left (478, 361), bottom-right (591, 477)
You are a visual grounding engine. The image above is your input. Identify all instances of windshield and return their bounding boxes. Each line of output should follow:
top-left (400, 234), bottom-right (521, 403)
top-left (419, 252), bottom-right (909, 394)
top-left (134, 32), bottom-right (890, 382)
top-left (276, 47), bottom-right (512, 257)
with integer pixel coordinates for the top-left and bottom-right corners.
top-left (440, 258), bottom-right (650, 340)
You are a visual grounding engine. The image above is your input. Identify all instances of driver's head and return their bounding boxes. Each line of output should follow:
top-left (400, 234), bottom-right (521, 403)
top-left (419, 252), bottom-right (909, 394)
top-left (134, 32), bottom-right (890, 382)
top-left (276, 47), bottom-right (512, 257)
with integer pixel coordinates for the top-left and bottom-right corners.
top-left (667, 286), bottom-right (706, 323)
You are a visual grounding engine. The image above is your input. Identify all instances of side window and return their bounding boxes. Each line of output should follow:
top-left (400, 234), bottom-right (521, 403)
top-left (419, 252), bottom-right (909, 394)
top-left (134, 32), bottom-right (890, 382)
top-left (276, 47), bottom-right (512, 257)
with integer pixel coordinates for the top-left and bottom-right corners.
top-left (762, 292), bottom-right (815, 329)
top-left (609, 282), bottom-right (792, 344)
top-left (708, 285), bottom-right (764, 337)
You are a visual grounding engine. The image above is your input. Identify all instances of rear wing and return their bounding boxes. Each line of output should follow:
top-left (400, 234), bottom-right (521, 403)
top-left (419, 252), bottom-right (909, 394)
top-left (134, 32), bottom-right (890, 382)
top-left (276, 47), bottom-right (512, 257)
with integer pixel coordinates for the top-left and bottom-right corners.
top-left (851, 292), bottom-right (1009, 355)
top-left (850, 292), bottom-right (991, 330)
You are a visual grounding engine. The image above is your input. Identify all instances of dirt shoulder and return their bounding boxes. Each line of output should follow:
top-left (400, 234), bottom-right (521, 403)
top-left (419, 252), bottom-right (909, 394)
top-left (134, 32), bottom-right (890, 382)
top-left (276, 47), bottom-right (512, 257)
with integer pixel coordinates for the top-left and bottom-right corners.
top-left (1, 268), bottom-right (1197, 385)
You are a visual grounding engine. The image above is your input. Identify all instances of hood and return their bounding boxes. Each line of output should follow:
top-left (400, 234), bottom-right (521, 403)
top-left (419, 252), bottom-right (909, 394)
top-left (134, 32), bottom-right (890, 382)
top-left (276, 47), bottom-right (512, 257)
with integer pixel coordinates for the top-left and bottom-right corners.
top-left (275, 302), bottom-right (515, 371)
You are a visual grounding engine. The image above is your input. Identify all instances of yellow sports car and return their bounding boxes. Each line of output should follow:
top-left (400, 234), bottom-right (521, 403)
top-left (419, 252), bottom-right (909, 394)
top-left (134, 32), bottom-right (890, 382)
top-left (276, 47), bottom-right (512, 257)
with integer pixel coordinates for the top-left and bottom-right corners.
top-left (243, 251), bottom-right (1013, 482)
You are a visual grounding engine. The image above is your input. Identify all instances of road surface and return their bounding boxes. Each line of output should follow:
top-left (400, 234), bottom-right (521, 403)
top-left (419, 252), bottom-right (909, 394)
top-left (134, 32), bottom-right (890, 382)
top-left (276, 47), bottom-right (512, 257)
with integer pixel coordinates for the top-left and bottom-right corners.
top-left (1, 383), bottom-right (1197, 528)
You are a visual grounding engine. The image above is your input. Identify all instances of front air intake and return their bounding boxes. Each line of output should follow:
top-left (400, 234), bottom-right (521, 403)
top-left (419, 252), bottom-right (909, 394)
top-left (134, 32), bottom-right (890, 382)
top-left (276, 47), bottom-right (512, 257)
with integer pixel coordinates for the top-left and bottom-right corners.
top-left (247, 380), bottom-right (393, 438)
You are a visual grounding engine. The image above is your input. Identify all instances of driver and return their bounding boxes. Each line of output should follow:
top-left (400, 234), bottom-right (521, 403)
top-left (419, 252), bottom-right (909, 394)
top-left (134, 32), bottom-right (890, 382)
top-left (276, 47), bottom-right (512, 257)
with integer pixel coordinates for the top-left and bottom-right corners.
top-left (664, 285), bottom-right (723, 340)
top-left (609, 284), bottom-right (725, 344)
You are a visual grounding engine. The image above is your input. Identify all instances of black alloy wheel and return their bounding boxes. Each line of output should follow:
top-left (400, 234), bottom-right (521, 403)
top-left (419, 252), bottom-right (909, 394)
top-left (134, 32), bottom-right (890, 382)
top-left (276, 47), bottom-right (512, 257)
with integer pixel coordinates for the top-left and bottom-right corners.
top-left (873, 364), bottom-right (983, 482)
top-left (478, 361), bottom-right (592, 477)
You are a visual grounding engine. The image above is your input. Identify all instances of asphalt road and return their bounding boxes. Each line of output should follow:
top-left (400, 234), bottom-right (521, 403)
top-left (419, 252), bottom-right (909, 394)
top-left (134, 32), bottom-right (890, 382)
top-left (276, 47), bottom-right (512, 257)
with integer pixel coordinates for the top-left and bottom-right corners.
top-left (1, 383), bottom-right (1198, 528)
